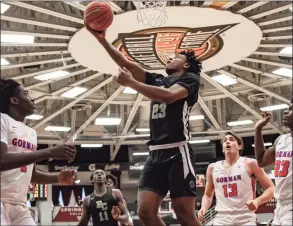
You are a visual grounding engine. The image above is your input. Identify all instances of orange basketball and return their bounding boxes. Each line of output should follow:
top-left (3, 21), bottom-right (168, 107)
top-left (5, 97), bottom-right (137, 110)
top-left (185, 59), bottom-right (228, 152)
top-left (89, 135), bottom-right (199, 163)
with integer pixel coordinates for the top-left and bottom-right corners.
top-left (84, 2), bottom-right (113, 31)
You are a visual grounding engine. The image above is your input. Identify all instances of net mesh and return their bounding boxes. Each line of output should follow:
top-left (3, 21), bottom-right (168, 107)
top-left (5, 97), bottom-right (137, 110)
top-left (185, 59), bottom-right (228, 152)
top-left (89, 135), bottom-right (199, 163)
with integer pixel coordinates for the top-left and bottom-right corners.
top-left (132, 1), bottom-right (168, 27)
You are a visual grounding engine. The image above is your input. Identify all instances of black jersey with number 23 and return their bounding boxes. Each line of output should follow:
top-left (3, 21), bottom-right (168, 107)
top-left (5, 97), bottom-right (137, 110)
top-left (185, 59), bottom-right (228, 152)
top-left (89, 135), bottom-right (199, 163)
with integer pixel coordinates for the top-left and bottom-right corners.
top-left (145, 72), bottom-right (200, 146)
top-left (88, 189), bottom-right (118, 226)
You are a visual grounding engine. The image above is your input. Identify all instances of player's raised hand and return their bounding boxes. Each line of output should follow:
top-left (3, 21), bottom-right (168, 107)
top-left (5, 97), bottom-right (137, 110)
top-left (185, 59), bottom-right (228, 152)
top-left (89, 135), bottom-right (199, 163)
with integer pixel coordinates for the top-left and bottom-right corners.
top-left (85, 24), bottom-right (106, 41)
top-left (111, 206), bottom-right (121, 220)
top-left (197, 208), bottom-right (207, 222)
top-left (245, 200), bottom-right (259, 212)
top-left (255, 112), bottom-right (272, 130)
top-left (113, 67), bottom-right (134, 86)
top-left (58, 169), bottom-right (77, 185)
top-left (47, 144), bottom-right (76, 163)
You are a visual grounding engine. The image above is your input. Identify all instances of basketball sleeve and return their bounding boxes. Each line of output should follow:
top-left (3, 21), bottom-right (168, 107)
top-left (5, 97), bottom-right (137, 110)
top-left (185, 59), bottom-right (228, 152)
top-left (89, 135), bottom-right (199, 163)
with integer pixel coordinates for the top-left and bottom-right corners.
top-left (176, 73), bottom-right (200, 96)
top-left (0, 114), bottom-right (9, 145)
top-left (144, 71), bottom-right (163, 85)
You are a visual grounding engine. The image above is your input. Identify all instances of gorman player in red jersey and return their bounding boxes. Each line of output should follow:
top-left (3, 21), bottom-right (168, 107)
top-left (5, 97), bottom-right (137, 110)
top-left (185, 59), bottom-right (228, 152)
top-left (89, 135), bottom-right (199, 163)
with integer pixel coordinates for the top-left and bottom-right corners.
top-left (254, 99), bottom-right (293, 226)
top-left (0, 77), bottom-right (77, 225)
top-left (198, 132), bottom-right (274, 225)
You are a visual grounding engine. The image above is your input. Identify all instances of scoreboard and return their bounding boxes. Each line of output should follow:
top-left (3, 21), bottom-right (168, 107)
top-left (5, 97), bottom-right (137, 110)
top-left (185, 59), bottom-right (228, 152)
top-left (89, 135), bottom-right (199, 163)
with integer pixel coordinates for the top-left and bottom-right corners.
top-left (27, 184), bottom-right (48, 201)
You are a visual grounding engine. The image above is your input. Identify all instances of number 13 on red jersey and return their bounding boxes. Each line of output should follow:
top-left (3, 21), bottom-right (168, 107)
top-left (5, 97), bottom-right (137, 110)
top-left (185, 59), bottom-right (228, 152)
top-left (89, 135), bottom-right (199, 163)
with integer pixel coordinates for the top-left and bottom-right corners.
top-left (222, 183), bottom-right (238, 198)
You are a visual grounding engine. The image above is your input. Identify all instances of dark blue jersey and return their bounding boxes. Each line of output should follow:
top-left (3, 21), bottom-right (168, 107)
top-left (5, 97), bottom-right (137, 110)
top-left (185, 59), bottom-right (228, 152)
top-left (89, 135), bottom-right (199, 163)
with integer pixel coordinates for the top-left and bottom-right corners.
top-left (145, 72), bottom-right (200, 146)
top-left (88, 189), bottom-right (118, 226)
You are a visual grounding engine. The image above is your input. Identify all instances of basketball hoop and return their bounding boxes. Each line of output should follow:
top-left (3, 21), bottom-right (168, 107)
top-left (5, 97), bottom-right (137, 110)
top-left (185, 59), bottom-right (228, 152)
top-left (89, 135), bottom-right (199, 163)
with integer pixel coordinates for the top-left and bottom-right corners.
top-left (132, 1), bottom-right (168, 27)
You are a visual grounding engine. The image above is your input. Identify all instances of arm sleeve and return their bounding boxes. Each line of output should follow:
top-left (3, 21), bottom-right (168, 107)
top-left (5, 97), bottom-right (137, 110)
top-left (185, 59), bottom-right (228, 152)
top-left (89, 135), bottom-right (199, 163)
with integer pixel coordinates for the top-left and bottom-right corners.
top-left (0, 114), bottom-right (9, 145)
top-left (144, 71), bottom-right (163, 85)
top-left (176, 73), bottom-right (200, 97)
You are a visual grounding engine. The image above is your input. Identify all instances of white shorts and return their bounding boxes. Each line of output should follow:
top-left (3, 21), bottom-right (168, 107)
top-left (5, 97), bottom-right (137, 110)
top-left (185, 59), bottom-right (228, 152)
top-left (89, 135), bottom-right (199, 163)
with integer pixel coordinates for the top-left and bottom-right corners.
top-left (273, 202), bottom-right (292, 226)
top-left (1, 202), bottom-right (36, 226)
top-left (213, 211), bottom-right (256, 226)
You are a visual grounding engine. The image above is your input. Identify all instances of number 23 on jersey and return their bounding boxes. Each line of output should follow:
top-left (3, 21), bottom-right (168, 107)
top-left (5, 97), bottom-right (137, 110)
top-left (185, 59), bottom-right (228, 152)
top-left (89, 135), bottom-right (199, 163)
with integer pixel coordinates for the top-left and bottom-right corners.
top-left (274, 160), bottom-right (290, 177)
top-left (152, 103), bottom-right (167, 119)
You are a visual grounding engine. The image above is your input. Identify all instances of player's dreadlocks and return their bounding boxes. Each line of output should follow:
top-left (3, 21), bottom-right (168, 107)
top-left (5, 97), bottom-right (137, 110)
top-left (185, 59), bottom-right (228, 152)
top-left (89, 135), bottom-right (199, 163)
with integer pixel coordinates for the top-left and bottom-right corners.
top-left (180, 49), bottom-right (202, 75)
top-left (0, 76), bottom-right (21, 114)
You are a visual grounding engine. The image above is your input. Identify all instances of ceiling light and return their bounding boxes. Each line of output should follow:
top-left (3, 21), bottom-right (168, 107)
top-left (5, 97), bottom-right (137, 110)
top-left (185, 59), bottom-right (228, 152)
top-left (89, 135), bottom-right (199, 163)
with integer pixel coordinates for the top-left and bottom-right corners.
top-left (189, 140), bottom-right (210, 144)
top-left (272, 68), bottom-right (292, 78)
top-left (1, 58), bottom-right (10, 66)
top-left (212, 74), bottom-right (237, 86)
top-left (252, 142), bottom-right (272, 147)
top-left (61, 87), bottom-right (88, 98)
top-left (227, 120), bottom-right (253, 126)
top-left (1, 34), bottom-right (34, 44)
top-left (95, 117), bottom-right (121, 125)
top-left (34, 70), bottom-right (70, 81)
top-left (1, 3), bottom-right (10, 14)
top-left (260, 104), bottom-right (289, 112)
top-left (45, 126), bottom-right (71, 132)
top-left (279, 47), bottom-right (292, 56)
top-left (25, 114), bottom-right (44, 120)
top-left (133, 152), bottom-right (149, 156)
top-left (81, 144), bottom-right (103, 148)
top-left (189, 115), bottom-right (204, 120)
top-left (123, 87), bottom-right (137, 94)
top-left (136, 128), bottom-right (150, 132)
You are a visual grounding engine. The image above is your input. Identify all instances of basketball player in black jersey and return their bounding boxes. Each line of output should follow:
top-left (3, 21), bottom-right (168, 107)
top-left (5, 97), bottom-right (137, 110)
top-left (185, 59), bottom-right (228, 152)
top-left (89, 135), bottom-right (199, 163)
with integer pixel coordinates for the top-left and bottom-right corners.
top-left (87, 28), bottom-right (202, 226)
top-left (78, 169), bottom-right (129, 226)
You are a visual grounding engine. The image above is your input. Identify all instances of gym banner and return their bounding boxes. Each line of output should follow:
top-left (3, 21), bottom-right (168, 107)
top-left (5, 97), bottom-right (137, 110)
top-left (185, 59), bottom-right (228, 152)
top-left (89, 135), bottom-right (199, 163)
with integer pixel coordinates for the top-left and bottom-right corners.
top-left (53, 205), bottom-right (179, 225)
top-left (48, 163), bottom-right (129, 172)
top-left (53, 207), bottom-right (82, 222)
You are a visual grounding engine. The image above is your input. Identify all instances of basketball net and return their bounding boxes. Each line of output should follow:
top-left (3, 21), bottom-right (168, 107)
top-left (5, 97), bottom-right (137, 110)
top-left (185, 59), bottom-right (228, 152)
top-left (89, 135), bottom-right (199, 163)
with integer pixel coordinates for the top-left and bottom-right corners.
top-left (132, 1), bottom-right (168, 27)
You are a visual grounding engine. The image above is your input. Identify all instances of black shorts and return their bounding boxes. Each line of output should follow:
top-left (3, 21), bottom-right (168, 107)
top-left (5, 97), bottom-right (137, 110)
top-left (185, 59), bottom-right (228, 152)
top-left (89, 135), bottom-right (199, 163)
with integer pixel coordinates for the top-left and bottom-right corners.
top-left (138, 143), bottom-right (196, 198)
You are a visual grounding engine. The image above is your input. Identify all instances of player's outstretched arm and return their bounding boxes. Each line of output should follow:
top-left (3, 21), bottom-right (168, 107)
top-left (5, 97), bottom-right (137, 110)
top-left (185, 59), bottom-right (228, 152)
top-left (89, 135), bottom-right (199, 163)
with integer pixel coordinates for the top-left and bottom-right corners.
top-left (246, 159), bottom-right (274, 211)
top-left (77, 196), bottom-right (91, 226)
top-left (31, 168), bottom-right (77, 185)
top-left (0, 116), bottom-right (76, 172)
top-left (115, 68), bottom-right (199, 104)
top-left (0, 143), bottom-right (76, 172)
top-left (198, 164), bottom-right (215, 222)
top-left (254, 112), bottom-right (277, 167)
top-left (85, 27), bottom-right (146, 83)
top-left (112, 189), bottom-right (130, 224)
top-left (0, 142), bottom-right (49, 171)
